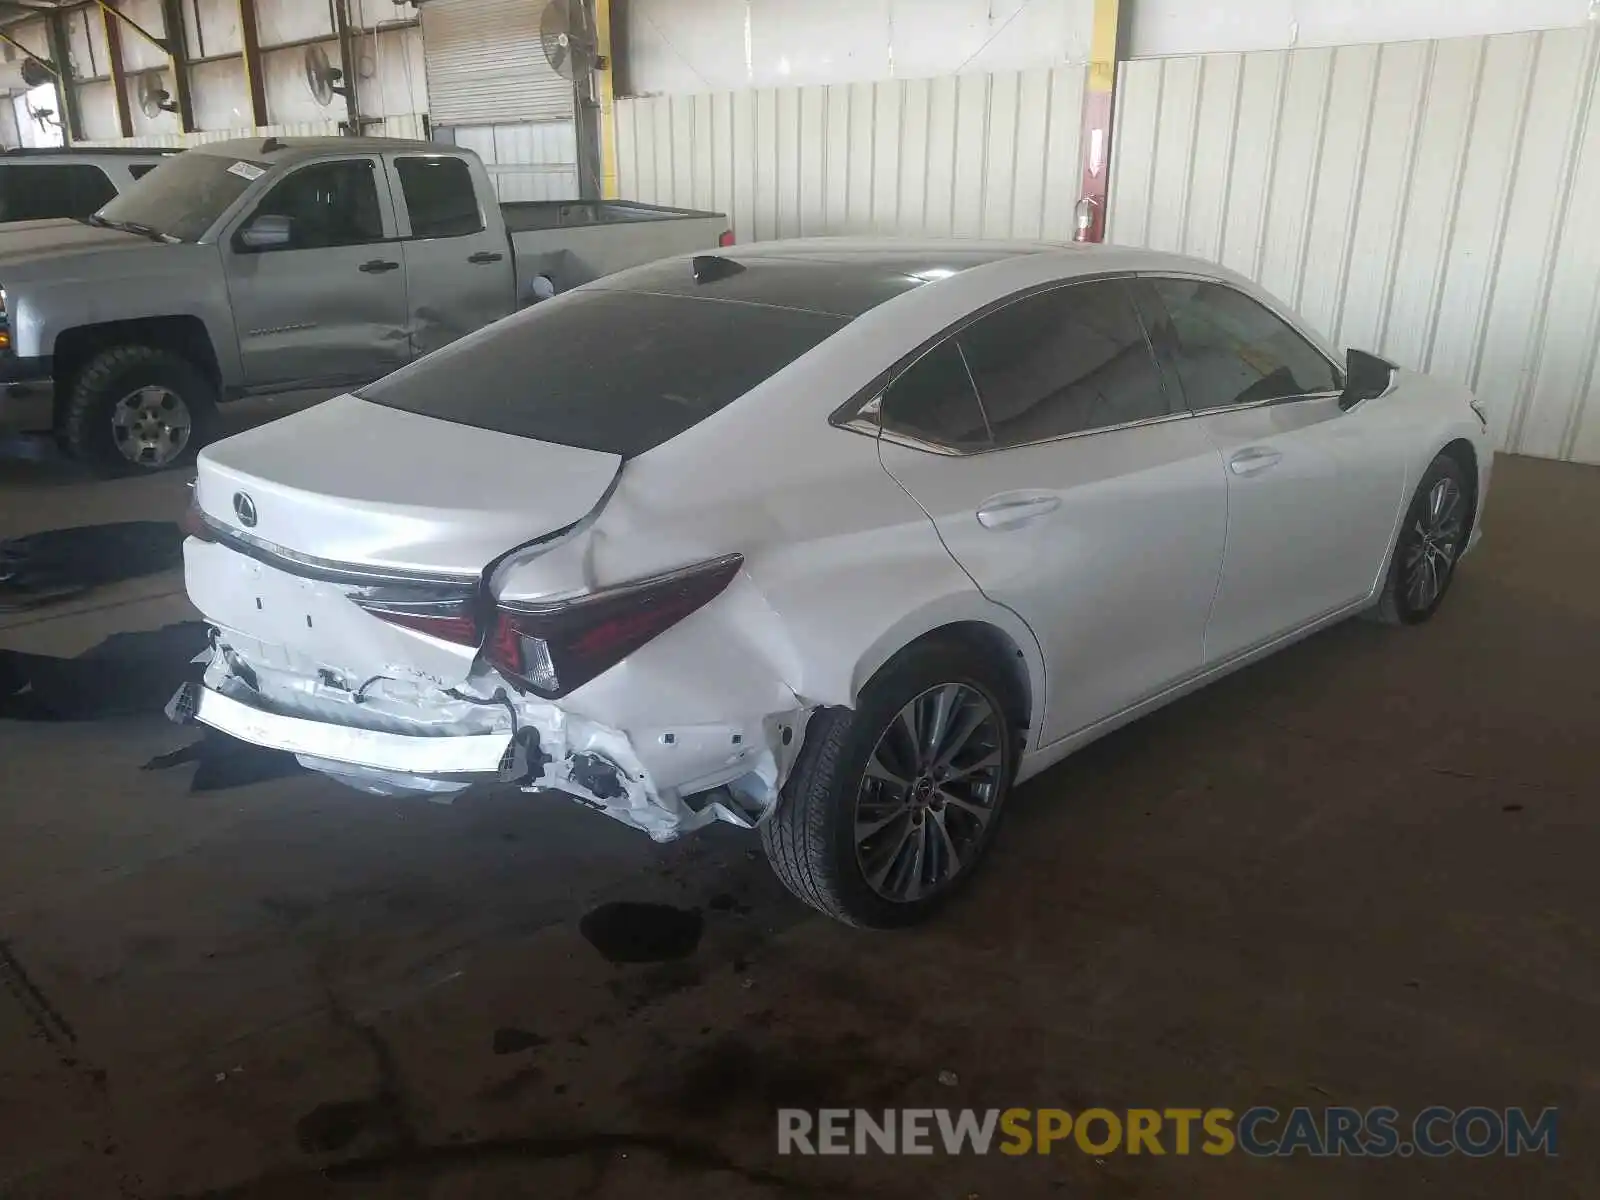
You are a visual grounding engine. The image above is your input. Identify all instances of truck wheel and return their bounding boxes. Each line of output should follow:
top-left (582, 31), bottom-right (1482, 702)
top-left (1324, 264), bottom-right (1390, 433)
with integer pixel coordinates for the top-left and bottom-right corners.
top-left (61, 345), bottom-right (218, 476)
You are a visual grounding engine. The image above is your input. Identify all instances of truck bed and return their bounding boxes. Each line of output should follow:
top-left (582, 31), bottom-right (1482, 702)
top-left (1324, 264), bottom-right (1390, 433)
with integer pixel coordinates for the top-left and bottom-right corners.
top-left (504, 199), bottom-right (729, 295)
top-left (500, 198), bottom-right (724, 232)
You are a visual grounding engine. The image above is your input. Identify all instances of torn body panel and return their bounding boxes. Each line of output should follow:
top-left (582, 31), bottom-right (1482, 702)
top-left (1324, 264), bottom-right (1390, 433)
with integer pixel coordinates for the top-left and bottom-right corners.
top-left (175, 541), bottom-right (812, 839)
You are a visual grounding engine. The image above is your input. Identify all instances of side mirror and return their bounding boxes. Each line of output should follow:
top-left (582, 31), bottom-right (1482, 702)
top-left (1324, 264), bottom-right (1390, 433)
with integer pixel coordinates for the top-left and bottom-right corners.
top-left (237, 213), bottom-right (292, 251)
top-left (1339, 348), bottom-right (1396, 411)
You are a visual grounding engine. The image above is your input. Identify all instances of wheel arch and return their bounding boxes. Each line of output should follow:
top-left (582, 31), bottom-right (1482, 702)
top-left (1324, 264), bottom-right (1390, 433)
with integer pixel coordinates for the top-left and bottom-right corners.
top-left (51, 317), bottom-right (222, 423)
top-left (1436, 436), bottom-right (1481, 537)
top-left (848, 600), bottom-right (1045, 751)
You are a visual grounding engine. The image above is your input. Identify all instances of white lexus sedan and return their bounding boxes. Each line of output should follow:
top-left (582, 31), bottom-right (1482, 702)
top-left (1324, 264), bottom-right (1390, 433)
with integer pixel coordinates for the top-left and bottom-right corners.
top-left (173, 239), bottom-right (1491, 928)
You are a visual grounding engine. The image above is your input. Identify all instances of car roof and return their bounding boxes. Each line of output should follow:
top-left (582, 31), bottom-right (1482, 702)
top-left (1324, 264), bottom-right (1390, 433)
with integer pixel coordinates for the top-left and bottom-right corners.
top-left (594, 237), bottom-right (1235, 318)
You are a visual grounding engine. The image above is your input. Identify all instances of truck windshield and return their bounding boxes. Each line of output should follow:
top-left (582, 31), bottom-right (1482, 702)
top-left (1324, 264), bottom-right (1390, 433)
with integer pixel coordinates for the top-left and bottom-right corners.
top-left (96, 152), bottom-right (263, 243)
top-left (358, 290), bottom-right (846, 458)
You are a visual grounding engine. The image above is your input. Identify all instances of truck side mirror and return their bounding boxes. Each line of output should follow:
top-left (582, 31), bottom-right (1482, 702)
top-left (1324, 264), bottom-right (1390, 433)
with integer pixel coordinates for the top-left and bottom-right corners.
top-left (238, 213), bottom-right (293, 251)
top-left (1339, 348), bottom-right (1396, 411)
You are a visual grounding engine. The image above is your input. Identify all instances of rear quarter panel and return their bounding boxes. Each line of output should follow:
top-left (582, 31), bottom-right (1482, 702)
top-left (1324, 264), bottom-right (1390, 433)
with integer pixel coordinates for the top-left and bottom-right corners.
top-left (489, 304), bottom-right (1048, 739)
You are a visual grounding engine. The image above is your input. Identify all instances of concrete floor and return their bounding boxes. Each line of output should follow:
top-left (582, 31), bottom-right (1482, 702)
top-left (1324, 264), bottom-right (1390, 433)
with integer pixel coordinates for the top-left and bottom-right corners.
top-left (1, 441), bottom-right (1596, 1199)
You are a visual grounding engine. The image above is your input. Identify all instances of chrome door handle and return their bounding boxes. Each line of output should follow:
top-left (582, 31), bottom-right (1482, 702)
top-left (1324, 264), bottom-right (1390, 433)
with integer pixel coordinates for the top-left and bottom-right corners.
top-left (976, 494), bottom-right (1061, 530)
top-left (360, 259), bottom-right (401, 273)
top-left (1228, 447), bottom-right (1283, 476)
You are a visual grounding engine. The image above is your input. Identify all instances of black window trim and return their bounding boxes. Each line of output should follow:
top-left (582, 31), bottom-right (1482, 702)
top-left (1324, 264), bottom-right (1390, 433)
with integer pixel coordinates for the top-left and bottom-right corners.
top-left (832, 270), bottom-right (1186, 457)
top-left (389, 152), bottom-right (487, 242)
top-left (1134, 271), bottom-right (1347, 416)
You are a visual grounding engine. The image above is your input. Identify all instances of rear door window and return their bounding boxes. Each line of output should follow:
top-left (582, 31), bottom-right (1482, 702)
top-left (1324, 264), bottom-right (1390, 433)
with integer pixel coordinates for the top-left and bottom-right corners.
top-left (956, 280), bottom-right (1173, 446)
top-left (0, 163), bottom-right (117, 221)
top-left (359, 291), bottom-right (845, 458)
top-left (395, 156), bottom-right (484, 238)
top-left (878, 341), bottom-right (992, 451)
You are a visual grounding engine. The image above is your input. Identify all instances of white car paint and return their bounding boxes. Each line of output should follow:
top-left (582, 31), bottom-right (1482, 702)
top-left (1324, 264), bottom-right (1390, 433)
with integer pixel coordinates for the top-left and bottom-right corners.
top-left (173, 238), bottom-right (1493, 843)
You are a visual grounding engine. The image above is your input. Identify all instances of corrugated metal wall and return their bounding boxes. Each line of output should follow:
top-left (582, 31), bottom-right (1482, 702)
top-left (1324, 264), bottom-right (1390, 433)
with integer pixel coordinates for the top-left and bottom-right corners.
top-left (616, 66), bottom-right (1088, 244)
top-left (449, 120), bottom-right (580, 201)
top-left (1110, 26), bottom-right (1600, 464)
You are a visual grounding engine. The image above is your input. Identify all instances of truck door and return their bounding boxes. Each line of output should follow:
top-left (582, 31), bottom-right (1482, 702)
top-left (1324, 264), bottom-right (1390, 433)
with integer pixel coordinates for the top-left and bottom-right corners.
top-left (222, 155), bottom-right (411, 390)
top-left (388, 154), bottom-right (517, 359)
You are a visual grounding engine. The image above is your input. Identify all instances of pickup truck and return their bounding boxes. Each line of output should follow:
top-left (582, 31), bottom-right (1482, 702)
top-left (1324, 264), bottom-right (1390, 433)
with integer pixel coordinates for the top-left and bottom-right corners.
top-left (1, 147), bottom-right (179, 224)
top-left (0, 136), bottom-right (730, 474)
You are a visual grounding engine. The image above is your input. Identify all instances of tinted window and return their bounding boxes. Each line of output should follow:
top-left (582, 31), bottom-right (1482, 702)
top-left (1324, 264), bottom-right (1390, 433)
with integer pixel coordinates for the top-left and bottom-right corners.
top-left (957, 280), bottom-right (1171, 446)
top-left (879, 341), bottom-right (991, 450)
top-left (360, 292), bottom-right (844, 458)
top-left (128, 163), bottom-right (162, 180)
top-left (395, 156), bottom-right (484, 239)
top-left (1149, 278), bottom-right (1340, 410)
top-left (245, 160), bottom-right (384, 251)
top-left (0, 163), bottom-right (116, 222)
top-left (99, 151), bottom-right (260, 242)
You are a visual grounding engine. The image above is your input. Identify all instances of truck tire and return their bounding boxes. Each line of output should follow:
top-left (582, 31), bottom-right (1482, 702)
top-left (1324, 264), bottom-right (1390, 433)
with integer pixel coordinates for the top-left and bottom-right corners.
top-left (61, 345), bottom-right (218, 476)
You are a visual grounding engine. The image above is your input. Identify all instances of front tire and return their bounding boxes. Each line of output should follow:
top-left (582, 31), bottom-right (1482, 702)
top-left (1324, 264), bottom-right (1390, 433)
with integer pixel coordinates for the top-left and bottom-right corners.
top-left (761, 639), bottom-right (1019, 928)
top-left (1371, 453), bottom-right (1471, 625)
top-left (60, 345), bottom-right (217, 476)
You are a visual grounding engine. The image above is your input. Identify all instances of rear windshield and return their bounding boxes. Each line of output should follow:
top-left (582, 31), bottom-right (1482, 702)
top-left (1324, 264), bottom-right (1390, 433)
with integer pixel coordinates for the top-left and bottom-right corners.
top-left (358, 291), bottom-right (845, 457)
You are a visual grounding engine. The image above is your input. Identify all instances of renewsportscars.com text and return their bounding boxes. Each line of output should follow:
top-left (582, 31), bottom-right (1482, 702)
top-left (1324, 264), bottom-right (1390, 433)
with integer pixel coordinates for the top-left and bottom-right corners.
top-left (777, 1106), bottom-right (1558, 1158)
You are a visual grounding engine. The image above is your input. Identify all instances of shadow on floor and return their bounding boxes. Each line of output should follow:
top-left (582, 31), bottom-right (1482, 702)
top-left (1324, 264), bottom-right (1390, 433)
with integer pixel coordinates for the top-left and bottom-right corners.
top-left (0, 521), bottom-right (184, 612)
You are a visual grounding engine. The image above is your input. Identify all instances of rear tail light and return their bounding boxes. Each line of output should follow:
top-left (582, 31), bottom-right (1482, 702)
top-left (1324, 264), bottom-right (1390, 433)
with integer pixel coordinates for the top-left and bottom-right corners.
top-left (718, 229), bottom-right (736, 248)
top-left (487, 554), bottom-right (743, 699)
top-left (352, 595), bottom-right (481, 647)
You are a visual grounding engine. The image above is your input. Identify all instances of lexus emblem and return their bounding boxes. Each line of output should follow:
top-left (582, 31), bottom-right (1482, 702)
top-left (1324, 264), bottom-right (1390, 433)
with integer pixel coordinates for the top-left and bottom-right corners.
top-left (232, 492), bottom-right (258, 528)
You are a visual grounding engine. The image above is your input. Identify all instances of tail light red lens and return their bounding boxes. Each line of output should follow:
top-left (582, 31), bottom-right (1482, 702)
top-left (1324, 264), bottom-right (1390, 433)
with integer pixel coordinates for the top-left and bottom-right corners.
top-left (718, 229), bottom-right (736, 248)
top-left (351, 597), bottom-right (481, 647)
top-left (487, 554), bottom-right (743, 699)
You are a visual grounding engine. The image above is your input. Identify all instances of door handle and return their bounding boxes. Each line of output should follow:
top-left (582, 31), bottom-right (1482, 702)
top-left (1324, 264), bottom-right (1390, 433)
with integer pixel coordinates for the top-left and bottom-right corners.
top-left (976, 494), bottom-right (1061, 530)
top-left (467, 250), bottom-right (505, 264)
top-left (1228, 447), bottom-right (1283, 477)
top-left (359, 259), bottom-right (401, 273)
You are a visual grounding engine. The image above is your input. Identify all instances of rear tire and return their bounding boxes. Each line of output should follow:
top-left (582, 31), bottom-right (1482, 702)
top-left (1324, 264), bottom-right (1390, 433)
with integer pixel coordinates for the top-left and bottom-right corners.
top-left (1370, 453), bottom-right (1471, 626)
top-left (760, 639), bottom-right (1019, 928)
top-left (60, 344), bottom-right (217, 477)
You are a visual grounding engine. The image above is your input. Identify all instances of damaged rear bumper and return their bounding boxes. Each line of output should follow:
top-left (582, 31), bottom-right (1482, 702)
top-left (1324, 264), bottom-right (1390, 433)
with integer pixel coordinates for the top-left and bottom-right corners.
top-left (171, 682), bottom-right (516, 775)
top-left (168, 645), bottom-right (810, 841)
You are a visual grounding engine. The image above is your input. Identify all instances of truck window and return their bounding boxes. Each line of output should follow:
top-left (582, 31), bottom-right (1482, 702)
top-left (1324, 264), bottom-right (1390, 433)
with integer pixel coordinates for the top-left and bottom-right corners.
top-left (0, 163), bottom-right (117, 222)
top-left (244, 160), bottom-right (385, 252)
top-left (395, 157), bottom-right (484, 239)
